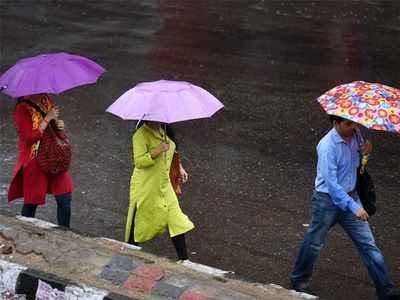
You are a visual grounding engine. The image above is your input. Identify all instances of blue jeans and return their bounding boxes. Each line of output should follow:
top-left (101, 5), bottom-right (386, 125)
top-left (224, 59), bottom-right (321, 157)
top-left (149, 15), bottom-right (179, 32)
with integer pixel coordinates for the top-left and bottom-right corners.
top-left (291, 191), bottom-right (394, 298)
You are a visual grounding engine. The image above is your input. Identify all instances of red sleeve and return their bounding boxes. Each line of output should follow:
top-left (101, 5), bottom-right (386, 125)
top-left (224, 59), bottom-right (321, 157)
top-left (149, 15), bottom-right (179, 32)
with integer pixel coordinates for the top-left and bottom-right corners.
top-left (14, 104), bottom-right (42, 144)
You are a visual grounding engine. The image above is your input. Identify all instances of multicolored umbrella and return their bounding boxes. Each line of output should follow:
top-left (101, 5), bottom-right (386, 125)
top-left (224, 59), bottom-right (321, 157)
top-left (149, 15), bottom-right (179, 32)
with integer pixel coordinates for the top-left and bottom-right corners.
top-left (0, 52), bottom-right (105, 97)
top-left (106, 80), bottom-right (224, 123)
top-left (317, 81), bottom-right (400, 134)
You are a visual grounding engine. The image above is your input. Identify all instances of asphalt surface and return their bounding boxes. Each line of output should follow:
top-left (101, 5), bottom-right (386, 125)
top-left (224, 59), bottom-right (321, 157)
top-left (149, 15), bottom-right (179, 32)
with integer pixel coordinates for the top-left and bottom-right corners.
top-left (0, 1), bottom-right (399, 299)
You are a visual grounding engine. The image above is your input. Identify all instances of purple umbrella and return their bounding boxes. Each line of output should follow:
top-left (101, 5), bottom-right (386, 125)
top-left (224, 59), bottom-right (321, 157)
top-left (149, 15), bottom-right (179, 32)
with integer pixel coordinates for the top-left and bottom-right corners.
top-left (106, 80), bottom-right (224, 124)
top-left (0, 52), bottom-right (105, 97)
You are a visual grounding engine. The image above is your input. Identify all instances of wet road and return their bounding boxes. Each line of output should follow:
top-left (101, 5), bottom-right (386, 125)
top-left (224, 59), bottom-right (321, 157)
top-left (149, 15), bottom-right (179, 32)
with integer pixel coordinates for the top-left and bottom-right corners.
top-left (1, 1), bottom-right (400, 299)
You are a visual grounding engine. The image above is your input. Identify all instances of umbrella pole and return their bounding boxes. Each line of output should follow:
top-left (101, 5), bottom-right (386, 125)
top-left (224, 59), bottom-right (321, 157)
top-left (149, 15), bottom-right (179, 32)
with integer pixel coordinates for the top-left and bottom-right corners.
top-left (163, 123), bottom-right (167, 142)
top-left (359, 127), bottom-right (372, 174)
top-left (164, 123), bottom-right (168, 161)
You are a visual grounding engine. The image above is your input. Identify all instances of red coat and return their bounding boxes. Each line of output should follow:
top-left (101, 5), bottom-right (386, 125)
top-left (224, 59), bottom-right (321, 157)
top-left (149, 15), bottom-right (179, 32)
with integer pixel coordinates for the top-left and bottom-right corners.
top-left (8, 96), bottom-right (74, 205)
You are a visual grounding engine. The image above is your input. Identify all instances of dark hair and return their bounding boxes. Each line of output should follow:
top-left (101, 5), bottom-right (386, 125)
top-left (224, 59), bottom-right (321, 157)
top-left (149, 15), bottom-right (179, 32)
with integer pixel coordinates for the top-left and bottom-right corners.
top-left (165, 125), bottom-right (178, 148)
top-left (16, 96), bottom-right (26, 105)
top-left (136, 121), bottom-right (179, 149)
top-left (329, 115), bottom-right (346, 124)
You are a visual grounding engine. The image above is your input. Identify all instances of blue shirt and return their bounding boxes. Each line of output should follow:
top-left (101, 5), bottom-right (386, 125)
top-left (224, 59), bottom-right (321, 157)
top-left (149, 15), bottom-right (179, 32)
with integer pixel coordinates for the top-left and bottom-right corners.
top-left (315, 128), bottom-right (361, 215)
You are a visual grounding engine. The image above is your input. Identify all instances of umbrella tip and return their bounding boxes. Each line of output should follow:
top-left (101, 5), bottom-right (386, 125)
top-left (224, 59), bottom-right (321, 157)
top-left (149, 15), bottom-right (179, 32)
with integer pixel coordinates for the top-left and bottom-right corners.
top-left (0, 85), bottom-right (7, 92)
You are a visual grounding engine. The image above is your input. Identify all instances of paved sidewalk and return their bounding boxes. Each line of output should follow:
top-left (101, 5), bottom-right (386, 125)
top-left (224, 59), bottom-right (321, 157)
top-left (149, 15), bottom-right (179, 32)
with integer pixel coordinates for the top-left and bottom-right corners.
top-left (0, 215), bottom-right (315, 300)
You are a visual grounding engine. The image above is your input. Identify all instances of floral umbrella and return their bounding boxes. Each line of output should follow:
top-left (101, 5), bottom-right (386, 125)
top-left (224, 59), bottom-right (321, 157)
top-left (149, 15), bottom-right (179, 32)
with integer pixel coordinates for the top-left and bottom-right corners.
top-left (317, 81), bottom-right (400, 134)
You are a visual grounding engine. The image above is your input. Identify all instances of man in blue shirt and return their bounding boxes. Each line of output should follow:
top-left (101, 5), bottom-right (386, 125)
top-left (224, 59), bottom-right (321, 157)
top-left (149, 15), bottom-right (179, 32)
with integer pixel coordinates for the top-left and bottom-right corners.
top-left (290, 116), bottom-right (399, 300)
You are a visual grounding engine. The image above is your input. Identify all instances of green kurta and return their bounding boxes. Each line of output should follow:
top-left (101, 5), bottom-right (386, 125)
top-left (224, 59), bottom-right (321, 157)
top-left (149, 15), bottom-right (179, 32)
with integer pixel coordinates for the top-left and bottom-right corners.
top-left (124, 124), bottom-right (194, 243)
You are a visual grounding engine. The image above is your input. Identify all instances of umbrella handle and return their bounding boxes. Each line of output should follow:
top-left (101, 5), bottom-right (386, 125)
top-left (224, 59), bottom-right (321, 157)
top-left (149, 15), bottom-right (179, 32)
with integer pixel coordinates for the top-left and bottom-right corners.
top-left (163, 124), bottom-right (168, 161)
top-left (360, 155), bottom-right (369, 174)
top-left (356, 128), bottom-right (372, 174)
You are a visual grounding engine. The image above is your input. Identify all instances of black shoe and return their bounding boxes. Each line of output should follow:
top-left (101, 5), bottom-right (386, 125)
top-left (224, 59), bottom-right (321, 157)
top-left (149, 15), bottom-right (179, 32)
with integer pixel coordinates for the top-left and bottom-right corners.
top-left (290, 281), bottom-right (317, 296)
top-left (382, 288), bottom-right (400, 300)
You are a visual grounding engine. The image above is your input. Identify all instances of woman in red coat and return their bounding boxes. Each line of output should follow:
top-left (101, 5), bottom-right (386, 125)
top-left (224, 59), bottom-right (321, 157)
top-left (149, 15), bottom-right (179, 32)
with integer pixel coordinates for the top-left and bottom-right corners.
top-left (8, 93), bottom-right (74, 227)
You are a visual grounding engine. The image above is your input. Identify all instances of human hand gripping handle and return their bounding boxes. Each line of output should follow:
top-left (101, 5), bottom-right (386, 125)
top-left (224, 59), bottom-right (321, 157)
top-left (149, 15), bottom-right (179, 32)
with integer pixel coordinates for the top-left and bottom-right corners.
top-left (39, 107), bottom-right (59, 133)
top-left (150, 142), bottom-right (170, 158)
top-left (361, 140), bottom-right (373, 156)
top-left (46, 106), bottom-right (59, 121)
top-left (56, 120), bottom-right (65, 131)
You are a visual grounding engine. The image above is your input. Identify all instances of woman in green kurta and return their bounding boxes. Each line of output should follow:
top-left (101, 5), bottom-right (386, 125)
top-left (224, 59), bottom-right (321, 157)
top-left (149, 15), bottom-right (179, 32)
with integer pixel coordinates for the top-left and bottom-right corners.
top-left (124, 121), bottom-right (194, 260)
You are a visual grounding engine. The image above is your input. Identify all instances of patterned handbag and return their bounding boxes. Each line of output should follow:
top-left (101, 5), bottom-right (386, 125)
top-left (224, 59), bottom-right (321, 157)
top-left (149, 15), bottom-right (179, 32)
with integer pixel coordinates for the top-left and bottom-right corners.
top-left (19, 99), bottom-right (72, 175)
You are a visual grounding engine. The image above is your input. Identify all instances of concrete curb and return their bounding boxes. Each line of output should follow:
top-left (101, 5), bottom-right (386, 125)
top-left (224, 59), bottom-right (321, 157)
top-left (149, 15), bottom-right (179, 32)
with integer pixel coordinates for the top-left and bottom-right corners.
top-left (1, 216), bottom-right (317, 300)
top-left (17, 216), bottom-right (234, 280)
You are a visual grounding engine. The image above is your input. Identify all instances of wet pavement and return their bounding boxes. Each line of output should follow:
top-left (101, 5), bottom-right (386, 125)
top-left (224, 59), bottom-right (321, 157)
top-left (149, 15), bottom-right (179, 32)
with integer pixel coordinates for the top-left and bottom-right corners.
top-left (0, 1), bottom-right (399, 299)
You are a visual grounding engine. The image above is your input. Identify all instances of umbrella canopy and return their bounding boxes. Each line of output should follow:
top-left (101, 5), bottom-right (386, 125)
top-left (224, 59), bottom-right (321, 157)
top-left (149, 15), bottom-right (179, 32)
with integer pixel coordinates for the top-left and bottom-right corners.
top-left (317, 81), bottom-right (400, 134)
top-left (0, 52), bottom-right (105, 97)
top-left (106, 80), bottom-right (224, 123)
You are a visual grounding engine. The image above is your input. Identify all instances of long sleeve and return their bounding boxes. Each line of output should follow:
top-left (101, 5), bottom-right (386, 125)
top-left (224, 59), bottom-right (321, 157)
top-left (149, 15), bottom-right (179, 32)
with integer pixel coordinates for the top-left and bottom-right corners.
top-left (14, 104), bottom-right (42, 145)
top-left (318, 146), bottom-right (361, 215)
top-left (133, 131), bottom-right (155, 169)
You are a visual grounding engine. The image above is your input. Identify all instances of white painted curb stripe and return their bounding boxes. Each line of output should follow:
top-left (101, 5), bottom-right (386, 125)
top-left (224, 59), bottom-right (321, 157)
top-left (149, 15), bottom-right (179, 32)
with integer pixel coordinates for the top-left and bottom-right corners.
top-left (0, 260), bottom-right (27, 293)
top-left (178, 260), bottom-right (233, 277)
top-left (0, 224), bottom-right (10, 232)
top-left (65, 284), bottom-right (108, 299)
top-left (98, 237), bottom-right (142, 250)
top-left (37, 281), bottom-right (110, 300)
top-left (268, 284), bottom-right (317, 299)
top-left (16, 216), bottom-right (58, 229)
top-left (0, 260), bottom-right (108, 299)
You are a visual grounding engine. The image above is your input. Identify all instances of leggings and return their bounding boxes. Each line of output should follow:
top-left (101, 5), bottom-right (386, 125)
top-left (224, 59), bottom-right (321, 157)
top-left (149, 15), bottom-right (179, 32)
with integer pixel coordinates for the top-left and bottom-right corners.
top-left (128, 209), bottom-right (189, 260)
top-left (21, 192), bottom-right (72, 228)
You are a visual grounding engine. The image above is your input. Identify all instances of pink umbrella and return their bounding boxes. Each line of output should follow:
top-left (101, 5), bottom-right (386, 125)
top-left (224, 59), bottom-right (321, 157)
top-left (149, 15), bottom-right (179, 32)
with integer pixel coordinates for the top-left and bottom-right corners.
top-left (106, 80), bottom-right (224, 123)
top-left (0, 52), bottom-right (105, 97)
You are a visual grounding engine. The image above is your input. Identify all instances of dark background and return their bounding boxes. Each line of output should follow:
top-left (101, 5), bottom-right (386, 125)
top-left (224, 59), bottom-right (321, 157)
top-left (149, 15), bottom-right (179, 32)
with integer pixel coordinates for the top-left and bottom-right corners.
top-left (0, 1), bottom-right (399, 299)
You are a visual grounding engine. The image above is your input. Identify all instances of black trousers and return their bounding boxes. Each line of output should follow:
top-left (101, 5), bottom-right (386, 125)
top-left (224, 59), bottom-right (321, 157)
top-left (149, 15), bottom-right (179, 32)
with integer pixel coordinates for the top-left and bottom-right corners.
top-left (128, 209), bottom-right (188, 260)
top-left (21, 192), bottom-right (72, 228)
